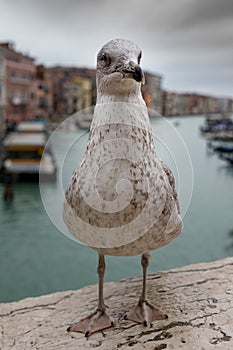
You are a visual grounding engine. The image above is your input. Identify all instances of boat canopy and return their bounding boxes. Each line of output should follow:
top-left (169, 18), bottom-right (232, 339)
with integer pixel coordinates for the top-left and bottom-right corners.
top-left (3, 132), bottom-right (46, 147)
top-left (16, 121), bottom-right (46, 133)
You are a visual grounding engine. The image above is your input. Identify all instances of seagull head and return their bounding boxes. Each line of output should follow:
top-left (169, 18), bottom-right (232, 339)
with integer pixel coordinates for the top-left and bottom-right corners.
top-left (96, 39), bottom-right (145, 98)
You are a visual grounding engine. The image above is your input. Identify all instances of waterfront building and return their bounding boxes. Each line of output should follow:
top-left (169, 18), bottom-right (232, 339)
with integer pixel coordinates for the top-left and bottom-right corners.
top-left (0, 42), bottom-right (36, 125)
top-left (46, 67), bottom-right (96, 120)
top-left (64, 76), bottom-right (92, 114)
top-left (162, 91), bottom-right (233, 116)
top-left (163, 91), bottom-right (189, 116)
top-left (0, 48), bottom-right (6, 132)
top-left (34, 65), bottom-right (53, 120)
top-left (142, 72), bottom-right (163, 114)
top-left (1, 41), bottom-right (231, 125)
top-left (218, 97), bottom-right (233, 114)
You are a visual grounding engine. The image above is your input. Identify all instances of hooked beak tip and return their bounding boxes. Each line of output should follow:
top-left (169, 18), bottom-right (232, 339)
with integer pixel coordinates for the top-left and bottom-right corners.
top-left (133, 65), bottom-right (145, 84)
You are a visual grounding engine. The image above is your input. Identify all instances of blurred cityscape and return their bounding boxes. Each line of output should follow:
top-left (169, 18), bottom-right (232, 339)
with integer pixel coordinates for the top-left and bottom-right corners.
top-left (1, 39), bottom-right (233, 306)
top-left (0, 41), bottom-right (233, 132)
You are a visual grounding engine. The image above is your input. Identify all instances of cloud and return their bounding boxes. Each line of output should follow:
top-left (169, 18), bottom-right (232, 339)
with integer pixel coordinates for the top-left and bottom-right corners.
top-left (0, 0), bottom-right (232, 96)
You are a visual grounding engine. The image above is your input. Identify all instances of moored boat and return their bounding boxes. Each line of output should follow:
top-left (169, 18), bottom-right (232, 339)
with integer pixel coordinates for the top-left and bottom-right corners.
top-left (213, 145), bottom-right (233, 153)
top-left (200, 115), bottom-right (233, 136)
top-left (2, 121), bottom-right (56, 182)
top-left (218, 153), bottom-right (233, 165)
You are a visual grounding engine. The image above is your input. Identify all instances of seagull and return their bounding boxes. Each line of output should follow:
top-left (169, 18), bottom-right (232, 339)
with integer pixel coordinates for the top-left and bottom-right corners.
top-left (63, 38), bottom-right (183, 337)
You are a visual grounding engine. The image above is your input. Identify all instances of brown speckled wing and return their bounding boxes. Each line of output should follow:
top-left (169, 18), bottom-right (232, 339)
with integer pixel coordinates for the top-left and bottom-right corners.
top-left (159, 159), bottom-right (180, 214)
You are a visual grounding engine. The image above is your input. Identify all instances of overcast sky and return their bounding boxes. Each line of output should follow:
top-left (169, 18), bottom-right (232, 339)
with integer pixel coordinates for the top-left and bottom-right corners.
top-left (0, 0), bottom-right (232, 97)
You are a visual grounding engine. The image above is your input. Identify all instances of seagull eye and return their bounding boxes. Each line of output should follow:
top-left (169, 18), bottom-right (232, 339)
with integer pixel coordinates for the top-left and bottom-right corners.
top-left (101, 53), bottom-right (111, 66)
top-left (138, 51), bottom-right (142, 64)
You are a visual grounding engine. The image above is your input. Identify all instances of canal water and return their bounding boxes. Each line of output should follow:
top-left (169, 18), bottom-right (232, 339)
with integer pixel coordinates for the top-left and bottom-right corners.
top-left (0, 115), bottom-right (233, 303)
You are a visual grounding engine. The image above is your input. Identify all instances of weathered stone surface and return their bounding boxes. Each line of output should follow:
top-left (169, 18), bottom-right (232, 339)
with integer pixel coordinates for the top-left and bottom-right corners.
top-left (1, 257), bottom-right (233, 350)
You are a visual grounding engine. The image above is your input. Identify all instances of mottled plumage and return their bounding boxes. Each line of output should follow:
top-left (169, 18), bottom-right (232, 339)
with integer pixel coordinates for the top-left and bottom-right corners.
top-left (63, 39), bottom-right (183, 336)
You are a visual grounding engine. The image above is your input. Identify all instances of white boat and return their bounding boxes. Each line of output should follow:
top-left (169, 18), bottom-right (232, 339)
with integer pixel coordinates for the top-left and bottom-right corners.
top-left (3, 121), bottom-right (56, 181)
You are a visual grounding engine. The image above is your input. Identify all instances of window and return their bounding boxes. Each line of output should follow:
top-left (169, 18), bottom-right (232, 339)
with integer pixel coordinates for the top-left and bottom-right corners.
top-left (38, 97), bottom-right (47, 109)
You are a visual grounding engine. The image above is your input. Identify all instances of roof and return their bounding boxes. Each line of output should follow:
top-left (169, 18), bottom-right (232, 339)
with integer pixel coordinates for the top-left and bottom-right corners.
top-left (17, 121), bottom-right (46, 132)
top-left (0, 42), bottom-right (35, 61)
top-left (3, 132), bottom-right (46, 146)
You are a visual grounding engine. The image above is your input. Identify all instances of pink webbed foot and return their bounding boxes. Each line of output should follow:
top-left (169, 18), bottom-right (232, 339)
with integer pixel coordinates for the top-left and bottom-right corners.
top-left (67, 309), bottom-right (114, 337)
top-left (126, 299), bottom-right (168, 326)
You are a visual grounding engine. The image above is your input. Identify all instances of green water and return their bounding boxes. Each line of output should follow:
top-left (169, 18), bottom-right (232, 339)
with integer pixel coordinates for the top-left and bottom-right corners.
top-left (0, 115), bottom-right (233, 303)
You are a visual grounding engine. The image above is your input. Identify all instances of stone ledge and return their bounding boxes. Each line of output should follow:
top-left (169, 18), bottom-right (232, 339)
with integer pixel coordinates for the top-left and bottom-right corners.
top-left (1, 257), bottom-right (233, 350)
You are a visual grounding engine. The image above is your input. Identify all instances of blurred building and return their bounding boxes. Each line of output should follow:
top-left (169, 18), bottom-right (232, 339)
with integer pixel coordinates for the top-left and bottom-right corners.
top-left (0, 47), bottom-right (5, 132)
top-left (162, 91), bottom-right (233, 116)
top-left (0, 42), bottom-right (36, 127)
top-left (162, 91), bottom-right (187, 116)
top-left (64, 76), bottom-right (92, 114)
top-left (142, 72), bottom-right (163, 114)
top-left (46, 66), bottom-right (96, 119)
top-left (1, 41), bottom-right (232, 128)
top-left (218, 97), bottom-right (233, 114)
top-left (34, 65), bottom-right (53, 119)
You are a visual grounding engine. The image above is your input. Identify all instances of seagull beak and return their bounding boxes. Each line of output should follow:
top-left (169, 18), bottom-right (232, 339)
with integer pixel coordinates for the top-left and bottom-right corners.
top-left (133, 65), bottom-right (145, 85)
top-left (120, 62), bottom-right (145, 85)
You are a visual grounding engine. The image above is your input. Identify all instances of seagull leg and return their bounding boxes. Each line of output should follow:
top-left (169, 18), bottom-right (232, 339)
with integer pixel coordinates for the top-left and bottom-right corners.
top-left (67, 254), bottom-right (114, 336)
top-left (126, 253), bottom-right (168, 326)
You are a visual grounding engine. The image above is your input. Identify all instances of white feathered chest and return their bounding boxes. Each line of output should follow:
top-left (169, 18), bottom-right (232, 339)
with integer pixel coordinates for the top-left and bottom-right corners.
top-left (63, 102), bottom-right (182, 256)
